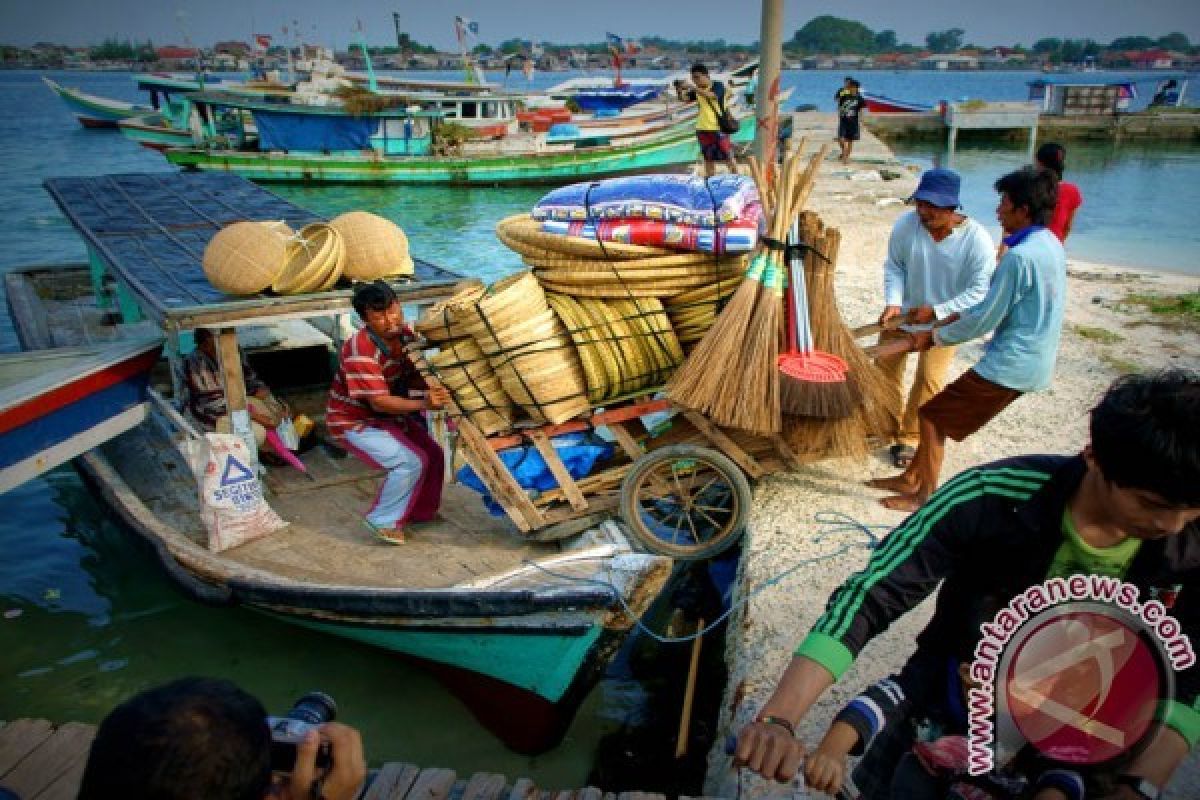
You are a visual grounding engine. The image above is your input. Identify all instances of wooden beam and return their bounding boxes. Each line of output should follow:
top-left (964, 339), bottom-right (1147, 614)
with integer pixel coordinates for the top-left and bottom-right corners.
top-left (682, 412), bottom-right (765, 480)
top-left (528, 431), bottom-right (589, 513)
top-left (215, 326), bottom-right (255, 458)
top-left (606, 421), bottom-right (644, 461)
top-left (769, 434), bottom-right (804, 471)
top-left (485, 399), bottom-right (672, 452)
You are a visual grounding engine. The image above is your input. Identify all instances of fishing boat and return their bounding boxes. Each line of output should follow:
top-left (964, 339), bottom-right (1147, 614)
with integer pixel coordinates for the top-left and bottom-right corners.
top-left (1027, 77), bottom-right (1139, 114)
top-left (160, 90), bottom-right (757, 185)
top-left (0, 339), bottom-right (162, 493)
top-left (7, 172), bottom-right (672, 753)
top-left (43, 76), bottom-right (154, 128)
top-left (569, 85), bottom-right (664, 113)
top-left (860, 91), bottom-right (935, 114)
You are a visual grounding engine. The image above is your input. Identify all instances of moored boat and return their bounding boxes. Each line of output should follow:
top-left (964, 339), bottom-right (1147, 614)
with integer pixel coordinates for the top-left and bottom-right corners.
top-left (43, 76), bottom-right (153, 128)
top-left (8, 172), bottom-right (673, 753)
top-left (0, 339), bottom-right (162, 493)
top-left (860, 91), bottom-right (935, 114)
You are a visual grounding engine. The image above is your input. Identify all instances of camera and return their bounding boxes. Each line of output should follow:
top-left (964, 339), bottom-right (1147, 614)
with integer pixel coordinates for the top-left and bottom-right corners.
top-left (268, 691), bottom-right (337, 772)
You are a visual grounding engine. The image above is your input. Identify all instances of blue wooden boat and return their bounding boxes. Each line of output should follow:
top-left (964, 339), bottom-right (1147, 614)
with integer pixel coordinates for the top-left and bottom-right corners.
top-left (6, 172), bottom-right (672, 754)
top-left (0, 339), bottom-right (162, 493)
top-left (570, 85), bottom-right (664, 113)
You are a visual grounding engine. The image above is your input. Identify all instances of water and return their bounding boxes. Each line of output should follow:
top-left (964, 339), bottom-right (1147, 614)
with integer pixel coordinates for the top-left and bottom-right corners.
top-left (0, 66), bottom-right (1196, 783)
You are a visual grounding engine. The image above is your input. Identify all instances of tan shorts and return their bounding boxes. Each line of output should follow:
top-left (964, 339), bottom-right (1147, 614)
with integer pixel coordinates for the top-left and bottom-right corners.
top-left (918, 369), bottom-right (1022, 442)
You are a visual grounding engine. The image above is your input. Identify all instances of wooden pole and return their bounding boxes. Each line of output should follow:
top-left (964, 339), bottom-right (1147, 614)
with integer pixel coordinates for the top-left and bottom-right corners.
top-left (753, 0), bottom-right (784, 166)
top-left (674, 617), bottom-right (706, 759)
top-left (215, 327), bottom-right (257, 462)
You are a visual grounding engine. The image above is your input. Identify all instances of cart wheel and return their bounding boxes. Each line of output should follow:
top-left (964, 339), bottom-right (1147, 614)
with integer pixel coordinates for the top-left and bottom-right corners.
top-left (619, 444), bottom-right (752, 561)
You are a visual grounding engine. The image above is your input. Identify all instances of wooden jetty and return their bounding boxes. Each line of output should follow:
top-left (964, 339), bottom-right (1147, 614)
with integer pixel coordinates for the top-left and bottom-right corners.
top-left (0, 719), bottom-right (722, 800)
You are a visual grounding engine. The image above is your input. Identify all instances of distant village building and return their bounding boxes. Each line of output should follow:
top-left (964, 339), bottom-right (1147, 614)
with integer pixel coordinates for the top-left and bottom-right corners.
top-left (155, 45), bottom-right (199, 70)
top-left (919, 53), bottom-right (979, 70)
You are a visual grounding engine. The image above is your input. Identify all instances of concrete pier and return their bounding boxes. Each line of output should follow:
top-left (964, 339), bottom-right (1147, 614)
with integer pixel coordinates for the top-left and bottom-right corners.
top-left (866, 109), bottom-right (1200, 143)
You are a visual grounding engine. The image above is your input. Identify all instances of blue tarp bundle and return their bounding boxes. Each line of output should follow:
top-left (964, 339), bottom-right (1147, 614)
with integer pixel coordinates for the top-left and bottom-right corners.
top-left (253, 110), bottom-right (379, 152)
top-left (457, 433), bottom-right (613, 516)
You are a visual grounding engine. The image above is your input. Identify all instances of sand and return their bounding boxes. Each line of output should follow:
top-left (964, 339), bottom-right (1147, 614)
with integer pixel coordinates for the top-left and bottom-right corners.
top-left (703, 135), bottom-right (1200, 798)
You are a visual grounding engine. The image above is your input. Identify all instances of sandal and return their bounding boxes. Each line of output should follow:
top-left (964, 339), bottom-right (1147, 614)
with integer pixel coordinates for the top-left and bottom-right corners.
top-left (889, 444), bottom-right (916, 469)
top-left (362, 519), bottom-right (406, 545)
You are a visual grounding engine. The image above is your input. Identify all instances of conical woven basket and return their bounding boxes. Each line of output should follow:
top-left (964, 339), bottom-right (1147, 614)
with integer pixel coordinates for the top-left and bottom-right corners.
top-left (272, 223), bottom-right (345, 294)
top-left (427, 337), bottom-right (516, 436)
top-left (331, 211), bottom-right (414, 280)
top-left (414, 284), bottom-right (487, 343)
top-left (458, 271), bottom-right (550, 339)
top-left (203, 220), bottom-right (291, 295)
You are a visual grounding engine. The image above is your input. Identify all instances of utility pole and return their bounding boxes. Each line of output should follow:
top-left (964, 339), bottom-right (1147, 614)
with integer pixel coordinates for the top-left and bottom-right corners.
top-left (753, 0), bottom-right (784, 167)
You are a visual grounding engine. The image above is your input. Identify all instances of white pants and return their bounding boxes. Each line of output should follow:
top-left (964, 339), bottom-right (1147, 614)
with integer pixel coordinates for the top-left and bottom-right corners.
top-left (341, 424), bottom-right (424, 529)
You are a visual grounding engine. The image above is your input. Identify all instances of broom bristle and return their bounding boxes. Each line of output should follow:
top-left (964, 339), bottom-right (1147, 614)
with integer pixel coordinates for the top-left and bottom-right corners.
top-left (666, 276), bottom-right (759, 413)
top-left (716, 291), bottom-right (779, 434)
top-left (780, 374), bottom-right (862, 418)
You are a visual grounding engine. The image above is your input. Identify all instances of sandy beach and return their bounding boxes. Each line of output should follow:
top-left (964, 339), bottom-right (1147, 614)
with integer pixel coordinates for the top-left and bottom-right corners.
top-left (705, 125), bottom-right (1200, 799)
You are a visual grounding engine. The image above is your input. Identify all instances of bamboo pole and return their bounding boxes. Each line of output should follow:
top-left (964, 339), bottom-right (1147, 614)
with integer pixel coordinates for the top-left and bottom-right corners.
top-left (675, 617), bottom-right (706, 759)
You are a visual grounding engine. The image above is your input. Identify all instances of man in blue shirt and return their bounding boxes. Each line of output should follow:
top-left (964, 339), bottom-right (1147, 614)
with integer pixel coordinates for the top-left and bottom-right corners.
top-left (870, 166), bottom-right (1065, 512)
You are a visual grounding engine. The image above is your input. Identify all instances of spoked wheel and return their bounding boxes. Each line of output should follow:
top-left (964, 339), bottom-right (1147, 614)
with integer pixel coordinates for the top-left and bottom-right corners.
top-left (619, 444), bottom-right (752, 561)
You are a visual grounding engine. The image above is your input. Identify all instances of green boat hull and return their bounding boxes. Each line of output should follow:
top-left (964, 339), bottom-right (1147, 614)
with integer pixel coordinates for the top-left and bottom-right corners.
top-left (164, 118), bottom-right (757, 185)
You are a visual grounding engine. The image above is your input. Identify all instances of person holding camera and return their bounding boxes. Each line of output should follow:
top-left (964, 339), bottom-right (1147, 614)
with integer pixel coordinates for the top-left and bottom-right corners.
top-left (674, 62), bottom-right (739, 177)
top-left (77, 677), bottom-right (366, 800)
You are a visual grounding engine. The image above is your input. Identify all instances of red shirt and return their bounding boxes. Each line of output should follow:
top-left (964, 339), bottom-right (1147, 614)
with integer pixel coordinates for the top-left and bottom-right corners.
top-left (326, 326), bottom-right (425, 438)
top-left (1047, 180), bottom-right (1082, 242)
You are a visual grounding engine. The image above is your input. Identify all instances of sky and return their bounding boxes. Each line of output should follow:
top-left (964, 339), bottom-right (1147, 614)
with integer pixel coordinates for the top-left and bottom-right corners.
top-left (2, 0), bottom-right (1198, 50)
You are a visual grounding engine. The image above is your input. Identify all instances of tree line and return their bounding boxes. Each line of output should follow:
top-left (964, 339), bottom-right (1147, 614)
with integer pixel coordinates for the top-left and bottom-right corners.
top-left (787, 15), bottom-right (1195, 58)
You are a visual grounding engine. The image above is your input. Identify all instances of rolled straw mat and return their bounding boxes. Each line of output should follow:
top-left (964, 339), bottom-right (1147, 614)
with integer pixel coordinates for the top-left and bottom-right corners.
top-left (496, 214), bottom-right (672, 260)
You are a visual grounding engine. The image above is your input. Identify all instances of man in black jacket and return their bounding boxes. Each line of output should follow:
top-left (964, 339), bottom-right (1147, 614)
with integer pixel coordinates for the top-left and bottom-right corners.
top-left (735, 371), bottom-right (1200, 799)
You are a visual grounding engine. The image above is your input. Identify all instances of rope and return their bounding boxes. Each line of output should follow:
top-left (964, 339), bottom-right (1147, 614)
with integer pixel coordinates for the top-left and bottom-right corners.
top-left (521, 511), bottom-right (889, 644)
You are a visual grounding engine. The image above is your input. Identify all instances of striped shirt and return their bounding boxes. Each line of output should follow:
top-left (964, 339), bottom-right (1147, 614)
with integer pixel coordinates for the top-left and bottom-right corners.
top-left (326, 326), bottom-right (424, 438)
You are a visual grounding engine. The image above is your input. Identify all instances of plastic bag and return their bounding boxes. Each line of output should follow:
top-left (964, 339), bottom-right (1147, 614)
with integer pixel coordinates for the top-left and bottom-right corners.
top-left (188, 433), bottom-right (287, 553)
top-left (275, 416), bottom-right (300, 451)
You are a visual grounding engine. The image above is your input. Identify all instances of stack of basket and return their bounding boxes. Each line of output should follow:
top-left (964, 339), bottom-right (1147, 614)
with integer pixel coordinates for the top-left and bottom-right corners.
top-left (496, 215), bottom-right (745, 299)
top-left (201, 212), bottom-right (413, 297)
top-left (665, 281), bottom-right (740, 354)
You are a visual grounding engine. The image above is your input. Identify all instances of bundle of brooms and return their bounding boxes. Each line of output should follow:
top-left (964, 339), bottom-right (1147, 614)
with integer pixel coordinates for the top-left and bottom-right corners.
top-left (668, 147), bottom-right (900, 454)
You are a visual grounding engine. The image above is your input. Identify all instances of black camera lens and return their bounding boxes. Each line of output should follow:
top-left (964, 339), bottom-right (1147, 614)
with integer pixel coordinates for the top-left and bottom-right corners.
top-left (285, 691), bottom-right (337, 725)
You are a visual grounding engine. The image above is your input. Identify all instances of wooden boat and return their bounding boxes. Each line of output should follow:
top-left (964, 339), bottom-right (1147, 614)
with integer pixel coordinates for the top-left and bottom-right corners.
top-left (860, 91), bottom-right (935, 114)
top-left (1027, 77), bottom-right (1140, 114)
top-left (570, 85), bottom-right (664, 113)
top-left (0, 339), bottom-right (162, 493)
top-left (162, 91), bottom-right (757, 185)
top-left (43, 76), bottom-right (153, 128)
top-left (7, 172), bottom-right (671, 754)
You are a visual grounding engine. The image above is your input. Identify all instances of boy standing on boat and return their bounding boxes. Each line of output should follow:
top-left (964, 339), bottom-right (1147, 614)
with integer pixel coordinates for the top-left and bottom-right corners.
top-left (675, 62), bottom-right (739, 177)
top-left (326, 281), bottom-right (449, 545)
top-left (835, 77), bottom-right (866, 164)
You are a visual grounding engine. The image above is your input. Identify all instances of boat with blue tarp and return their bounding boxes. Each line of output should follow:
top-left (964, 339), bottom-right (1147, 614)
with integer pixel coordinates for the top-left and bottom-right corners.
top-left (5, 171), bottom-right (672, 753)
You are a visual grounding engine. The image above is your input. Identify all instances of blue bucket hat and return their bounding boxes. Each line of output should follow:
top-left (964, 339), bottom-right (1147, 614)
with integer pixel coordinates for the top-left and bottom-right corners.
top-left (910, 168), bottom-right (961, 208)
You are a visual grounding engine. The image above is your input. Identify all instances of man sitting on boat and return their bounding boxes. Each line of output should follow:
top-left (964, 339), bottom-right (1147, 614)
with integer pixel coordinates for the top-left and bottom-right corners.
top-left (326, 281), bottom-right (449, 545)
top-left (184, 327), bottom-right (288, 449)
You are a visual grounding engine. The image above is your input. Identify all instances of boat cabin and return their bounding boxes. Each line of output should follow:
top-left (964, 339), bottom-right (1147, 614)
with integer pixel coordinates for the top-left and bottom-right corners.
top-left (1027, 77), bottom-right (1139, 115)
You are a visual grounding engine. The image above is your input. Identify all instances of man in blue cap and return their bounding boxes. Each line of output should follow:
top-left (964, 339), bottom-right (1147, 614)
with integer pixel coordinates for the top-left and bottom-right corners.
top-left (870, 166), bottom-right (1064, 512)
top-left (872, 168), bottom-right (995, 471)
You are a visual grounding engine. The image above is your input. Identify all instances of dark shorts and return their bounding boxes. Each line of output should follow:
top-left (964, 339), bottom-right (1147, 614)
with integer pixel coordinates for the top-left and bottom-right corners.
top-left (918, 369), bottom-right (1023, 442)
top-left (696, 130), bottom-right (732, 161)
top-left (837, 117), bottom-right (861, 141)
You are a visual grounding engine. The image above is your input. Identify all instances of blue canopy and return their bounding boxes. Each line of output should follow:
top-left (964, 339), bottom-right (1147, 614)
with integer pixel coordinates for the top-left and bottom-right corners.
top-left (253, 110), bottom-right (379, 151)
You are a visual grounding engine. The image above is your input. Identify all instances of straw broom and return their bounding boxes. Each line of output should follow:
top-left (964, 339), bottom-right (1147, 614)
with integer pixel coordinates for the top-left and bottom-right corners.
top-left (667, 149), bottom-right (810, 434)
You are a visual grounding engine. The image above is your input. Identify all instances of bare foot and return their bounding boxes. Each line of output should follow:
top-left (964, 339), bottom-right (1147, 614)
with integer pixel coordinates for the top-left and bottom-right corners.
top-left (880, 494), bottom-right (924, 513)
top-left (866, 473), bottom-right (919, 493)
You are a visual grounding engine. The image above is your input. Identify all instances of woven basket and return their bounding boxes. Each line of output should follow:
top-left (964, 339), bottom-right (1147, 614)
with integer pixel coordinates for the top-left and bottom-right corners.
top-left (427, 337), bottom-right (516, 436)
top-left (330, 211), bottom-right (414, 280)
top-left (536, 273), bottom-right (742, 298)
top-left (272, 223), bottom-right (345, 294)
top-left (471, 306), bottom-right (588, 424)
top-left (203, 220), bottom-right (290, 295)
top-left (496, 214), bottom-right (672, 261)
top-left (458, 271), bottom-right (550, 339)
top-left (414, 284), bottom-right (487, 343)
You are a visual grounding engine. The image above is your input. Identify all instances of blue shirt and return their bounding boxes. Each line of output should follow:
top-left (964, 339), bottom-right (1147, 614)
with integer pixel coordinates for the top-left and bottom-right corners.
top-left (934, 228), bottom-right (1066, 392)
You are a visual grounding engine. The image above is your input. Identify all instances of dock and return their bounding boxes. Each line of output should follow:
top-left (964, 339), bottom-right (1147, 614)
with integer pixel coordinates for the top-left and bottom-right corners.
top-left (0, 719), bottom-right (722, 800)
top-left (866, 108), bottom-right (1200, 144)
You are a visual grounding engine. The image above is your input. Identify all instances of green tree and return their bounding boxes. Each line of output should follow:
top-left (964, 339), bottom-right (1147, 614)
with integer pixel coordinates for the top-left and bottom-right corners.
top-left (874, 30), bottom-right (898, 51)
top-left (790, 15), bottom-right (877, 54)
top-left (925, 28), bottom-right (964, 53)
top-left (1109, 36), bottom-right (1156, 51)
top-left (1157, 32), bottom-right (1190, 51)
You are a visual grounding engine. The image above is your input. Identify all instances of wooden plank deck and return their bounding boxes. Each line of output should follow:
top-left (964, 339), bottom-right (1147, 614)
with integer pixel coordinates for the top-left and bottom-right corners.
top-left (0, 720), bottom-right (724, 800)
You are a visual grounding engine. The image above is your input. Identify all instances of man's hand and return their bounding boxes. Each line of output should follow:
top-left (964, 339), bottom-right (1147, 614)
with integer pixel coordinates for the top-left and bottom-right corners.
top-left (908, 330), bottom-right (935, 352)
top-left (803, 748), bottom-right (846, 796)
top-left (427, 385), bottom-right (452, 410)
top-left (878, 305), bottom-right (902, 326)
top-left (285, 723), bottom-right (366, 800)
top-left (732, 719), bottom-right (805, 782)
top-left (910, 305), bottom-right (936, 325)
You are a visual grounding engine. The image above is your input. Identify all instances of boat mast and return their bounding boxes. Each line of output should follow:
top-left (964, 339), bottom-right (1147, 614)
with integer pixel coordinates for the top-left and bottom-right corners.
top-left (753, 0), bottom-right (783, 165)
top-left (355, 19), bottom-right (378, 92)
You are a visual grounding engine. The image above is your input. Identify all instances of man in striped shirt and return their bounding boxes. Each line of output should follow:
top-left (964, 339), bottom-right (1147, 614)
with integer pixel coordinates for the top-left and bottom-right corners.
top-left (326, 281), bottom-right (449, 545)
